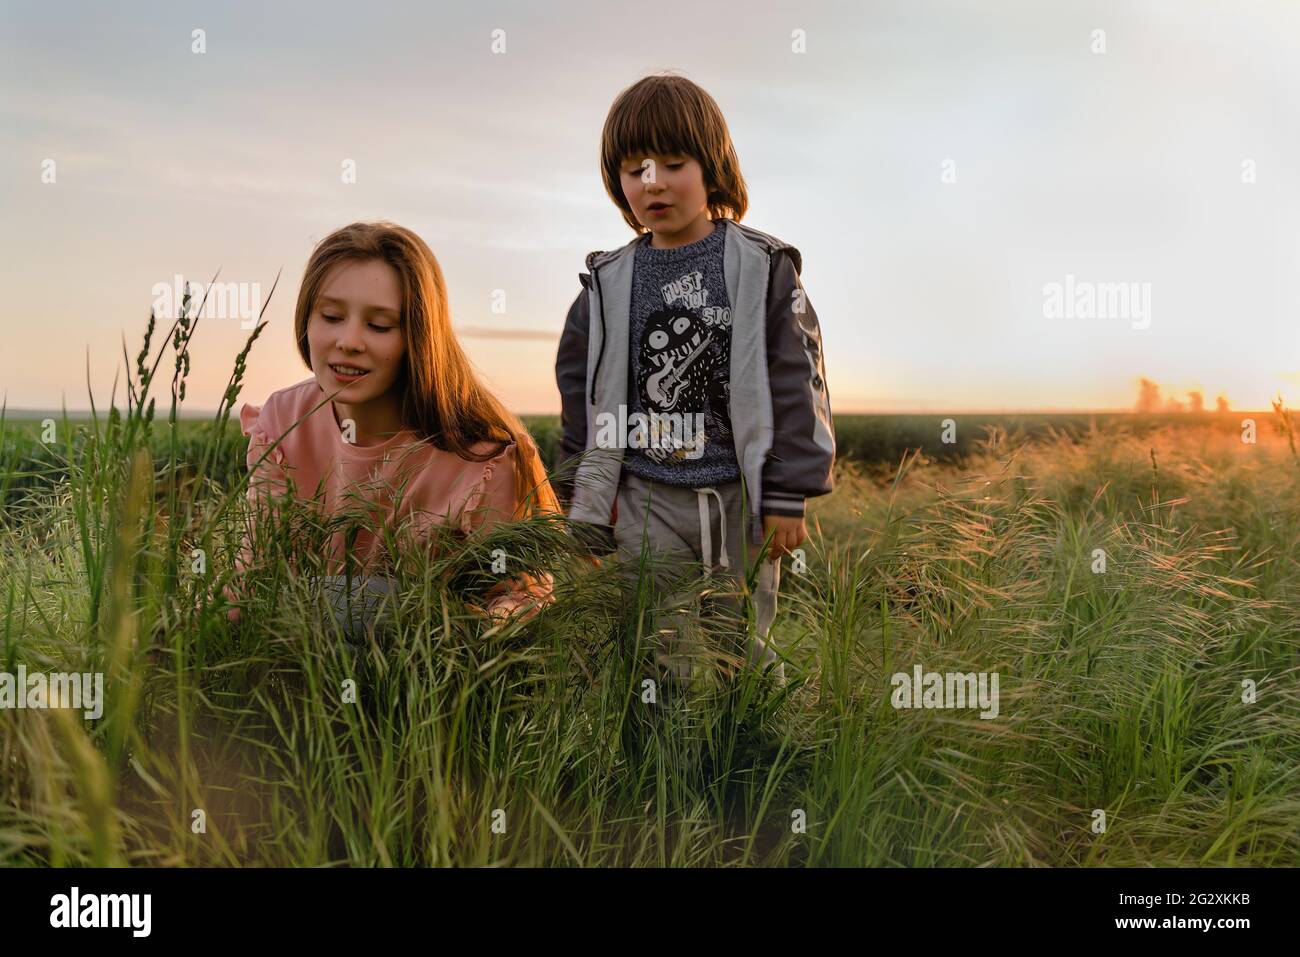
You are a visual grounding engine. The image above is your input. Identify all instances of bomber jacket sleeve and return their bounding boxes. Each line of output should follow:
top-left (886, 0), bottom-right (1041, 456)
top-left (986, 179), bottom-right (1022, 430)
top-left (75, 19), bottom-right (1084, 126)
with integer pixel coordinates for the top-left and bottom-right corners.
top-left (761, 249), bottom-right (836, 517)
top-left (553, 275), bottom-right (592, 507)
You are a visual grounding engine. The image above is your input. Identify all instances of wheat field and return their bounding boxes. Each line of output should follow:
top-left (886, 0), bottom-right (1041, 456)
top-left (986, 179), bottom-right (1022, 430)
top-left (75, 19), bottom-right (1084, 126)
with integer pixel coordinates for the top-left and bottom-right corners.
top-left (2, 317), bottom-right (1297, 867)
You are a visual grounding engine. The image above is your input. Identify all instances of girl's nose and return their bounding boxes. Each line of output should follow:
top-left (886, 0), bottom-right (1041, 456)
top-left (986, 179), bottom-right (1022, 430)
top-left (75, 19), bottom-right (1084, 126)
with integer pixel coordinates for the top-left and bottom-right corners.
top-left (337, 320), bottom-right (364, 352)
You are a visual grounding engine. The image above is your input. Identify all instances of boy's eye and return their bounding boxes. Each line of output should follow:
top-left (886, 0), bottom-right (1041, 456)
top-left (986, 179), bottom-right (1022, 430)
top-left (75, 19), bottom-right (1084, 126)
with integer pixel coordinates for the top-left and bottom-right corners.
top-left (626, 162), bottom-right (684, 171)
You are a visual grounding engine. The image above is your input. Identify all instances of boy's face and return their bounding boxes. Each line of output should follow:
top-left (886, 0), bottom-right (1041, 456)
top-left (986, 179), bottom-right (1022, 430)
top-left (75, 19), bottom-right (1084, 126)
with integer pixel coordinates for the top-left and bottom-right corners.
top-left (306, 258), bottom-right (407, 417)
top-left (619, 151), bottom-right (712, 242)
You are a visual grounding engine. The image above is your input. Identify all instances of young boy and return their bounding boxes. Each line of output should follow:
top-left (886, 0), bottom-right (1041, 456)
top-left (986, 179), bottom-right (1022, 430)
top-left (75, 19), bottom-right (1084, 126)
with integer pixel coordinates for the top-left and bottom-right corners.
top-left (554, 73), bottom-right (836, 685)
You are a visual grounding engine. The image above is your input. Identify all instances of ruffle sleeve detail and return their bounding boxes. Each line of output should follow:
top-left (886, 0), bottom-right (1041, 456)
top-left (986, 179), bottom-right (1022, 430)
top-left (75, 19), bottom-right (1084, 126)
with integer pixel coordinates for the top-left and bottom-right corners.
top-left (240, 401), bottom-right (291, 504)
top-left (240, 402), bottom-right (286, 469)
top-left (414, 440), bottom-right (552, 625)
top-left (454, 441), bottom-right (555, 623)
top-left (456, 441), bottom-right (519, 537)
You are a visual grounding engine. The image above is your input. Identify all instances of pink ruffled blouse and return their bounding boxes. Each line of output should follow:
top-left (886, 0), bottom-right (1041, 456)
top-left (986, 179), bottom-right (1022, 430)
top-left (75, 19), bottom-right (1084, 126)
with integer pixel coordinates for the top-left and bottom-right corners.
top-left (231, 377), bottom-right (551, 621)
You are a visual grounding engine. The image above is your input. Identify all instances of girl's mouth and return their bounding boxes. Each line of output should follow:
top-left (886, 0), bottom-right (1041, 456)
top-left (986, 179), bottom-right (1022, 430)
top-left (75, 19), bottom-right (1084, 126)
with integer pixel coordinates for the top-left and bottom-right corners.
top-left (647, 202), bottom-right (671, 215)
top-left (329, 363), bottom-right (370, 382)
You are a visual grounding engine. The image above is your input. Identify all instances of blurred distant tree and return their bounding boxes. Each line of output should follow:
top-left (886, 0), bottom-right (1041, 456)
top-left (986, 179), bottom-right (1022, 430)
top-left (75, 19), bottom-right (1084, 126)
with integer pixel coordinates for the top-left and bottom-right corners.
top-left (1136, 377), bottom-right (1161, 413)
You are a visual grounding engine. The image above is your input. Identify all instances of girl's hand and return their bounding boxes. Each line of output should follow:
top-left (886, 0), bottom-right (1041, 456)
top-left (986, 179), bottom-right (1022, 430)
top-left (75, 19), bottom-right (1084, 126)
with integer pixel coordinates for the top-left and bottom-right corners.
top-left (467, 581), bottom-right (552, 628)
top-left (762, 513), bottom-right (807, 561)
top-left (464, 599), bottom-right (517, 628)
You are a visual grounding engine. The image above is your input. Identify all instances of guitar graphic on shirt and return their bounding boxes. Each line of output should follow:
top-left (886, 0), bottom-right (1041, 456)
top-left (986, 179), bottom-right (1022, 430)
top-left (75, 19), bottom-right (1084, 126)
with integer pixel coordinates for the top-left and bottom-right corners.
top-left (646, 331), bottom-right (714, 411)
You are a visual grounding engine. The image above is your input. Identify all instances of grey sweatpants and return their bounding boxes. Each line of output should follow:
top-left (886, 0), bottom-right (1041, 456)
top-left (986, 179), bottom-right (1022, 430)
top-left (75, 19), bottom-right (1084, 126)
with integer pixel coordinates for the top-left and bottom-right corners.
top-left (613, 471), bottom-right (784, 684)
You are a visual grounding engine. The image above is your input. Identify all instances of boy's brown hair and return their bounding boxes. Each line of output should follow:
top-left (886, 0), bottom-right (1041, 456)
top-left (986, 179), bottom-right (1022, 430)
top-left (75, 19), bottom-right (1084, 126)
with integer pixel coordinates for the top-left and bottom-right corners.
top-left (600, 73), bottom-right (748, 233)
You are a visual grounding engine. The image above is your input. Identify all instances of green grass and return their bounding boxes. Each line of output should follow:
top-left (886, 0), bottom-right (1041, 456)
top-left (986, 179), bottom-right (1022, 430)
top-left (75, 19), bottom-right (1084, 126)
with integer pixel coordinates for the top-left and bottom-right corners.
top-left (2, 301), bottom-right (1298, 866)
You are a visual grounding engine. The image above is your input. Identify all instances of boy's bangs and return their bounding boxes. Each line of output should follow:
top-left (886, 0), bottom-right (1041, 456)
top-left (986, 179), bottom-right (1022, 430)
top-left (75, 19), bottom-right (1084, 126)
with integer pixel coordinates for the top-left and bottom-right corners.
top-left (607, 95), bottom-right (705, 165)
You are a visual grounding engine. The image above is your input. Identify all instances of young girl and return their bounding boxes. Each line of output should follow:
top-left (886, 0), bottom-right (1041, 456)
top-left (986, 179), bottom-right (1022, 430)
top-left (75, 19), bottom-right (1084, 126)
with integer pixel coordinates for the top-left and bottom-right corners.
top-left (554, 74), bottom-right (837, 684)
top-left (227, 221), bottom-right (558, 633)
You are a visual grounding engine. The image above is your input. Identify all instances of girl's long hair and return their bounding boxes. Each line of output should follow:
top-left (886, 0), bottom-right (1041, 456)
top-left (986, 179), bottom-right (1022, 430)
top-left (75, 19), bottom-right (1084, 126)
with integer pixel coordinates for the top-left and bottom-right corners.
top-left (293, 221), bottom-right (558, 520)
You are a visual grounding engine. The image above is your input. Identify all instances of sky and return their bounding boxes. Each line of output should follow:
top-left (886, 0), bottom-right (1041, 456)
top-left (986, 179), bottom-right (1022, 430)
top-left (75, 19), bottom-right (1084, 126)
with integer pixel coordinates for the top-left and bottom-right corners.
top-left (2, 0), bottom-right (1297, 414)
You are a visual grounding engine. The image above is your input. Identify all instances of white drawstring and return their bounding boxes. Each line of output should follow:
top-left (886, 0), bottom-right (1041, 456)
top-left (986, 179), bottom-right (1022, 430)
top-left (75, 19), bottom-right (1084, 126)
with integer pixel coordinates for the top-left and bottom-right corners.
top-left (695, 486), bottom-right (729, 577)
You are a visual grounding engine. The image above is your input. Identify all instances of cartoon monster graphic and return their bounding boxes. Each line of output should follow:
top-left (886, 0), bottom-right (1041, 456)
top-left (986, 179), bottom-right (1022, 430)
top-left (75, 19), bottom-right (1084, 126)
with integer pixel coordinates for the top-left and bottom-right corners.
top-left (637, 309), bottom-right (724, 414)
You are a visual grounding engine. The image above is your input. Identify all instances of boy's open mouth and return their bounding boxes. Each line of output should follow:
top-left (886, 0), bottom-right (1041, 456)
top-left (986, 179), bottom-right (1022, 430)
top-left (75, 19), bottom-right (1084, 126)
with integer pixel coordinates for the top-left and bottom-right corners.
top-left (647, 202), bottom-right (671, 212)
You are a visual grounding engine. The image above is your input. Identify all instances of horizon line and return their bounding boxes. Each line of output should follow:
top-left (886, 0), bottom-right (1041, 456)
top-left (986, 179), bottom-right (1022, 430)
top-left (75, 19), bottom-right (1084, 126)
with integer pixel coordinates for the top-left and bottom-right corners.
top-left (0, 406), bottom-right (1278, 419)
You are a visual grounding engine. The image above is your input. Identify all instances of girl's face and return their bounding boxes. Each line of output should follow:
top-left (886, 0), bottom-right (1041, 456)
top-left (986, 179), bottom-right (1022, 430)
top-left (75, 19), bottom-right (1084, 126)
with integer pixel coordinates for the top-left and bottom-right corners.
top-left (619, 151), bottom-right (712, 244)
top-left (307, 259), bottom-right (407, 411)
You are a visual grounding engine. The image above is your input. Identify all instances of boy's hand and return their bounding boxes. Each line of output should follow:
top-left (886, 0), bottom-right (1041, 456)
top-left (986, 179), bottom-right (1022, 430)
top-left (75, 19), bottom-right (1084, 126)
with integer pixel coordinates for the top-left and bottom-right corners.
top-left (762, 513), bottom-right (806, 561)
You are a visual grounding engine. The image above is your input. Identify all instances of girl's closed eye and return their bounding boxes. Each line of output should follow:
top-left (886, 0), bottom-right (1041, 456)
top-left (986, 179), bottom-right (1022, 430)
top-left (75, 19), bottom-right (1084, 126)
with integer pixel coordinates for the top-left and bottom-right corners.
top-left (320, 311), bottom-right (391, 332)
